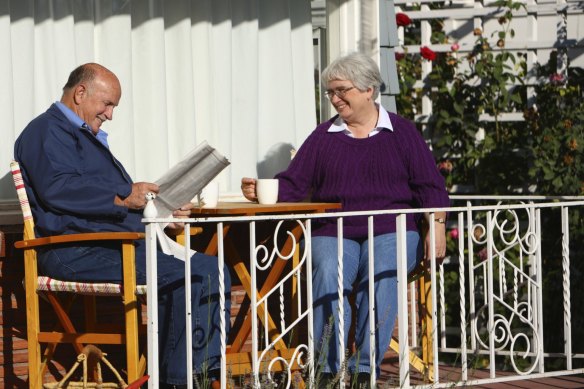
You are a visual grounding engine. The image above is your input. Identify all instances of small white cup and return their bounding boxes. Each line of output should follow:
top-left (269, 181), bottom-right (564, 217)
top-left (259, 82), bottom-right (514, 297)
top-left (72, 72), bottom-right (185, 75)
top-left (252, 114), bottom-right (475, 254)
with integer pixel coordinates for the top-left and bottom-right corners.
top-left (256, 179), bottom-right (279, 205)
top-left (199, 181), bottom-right (219, 208)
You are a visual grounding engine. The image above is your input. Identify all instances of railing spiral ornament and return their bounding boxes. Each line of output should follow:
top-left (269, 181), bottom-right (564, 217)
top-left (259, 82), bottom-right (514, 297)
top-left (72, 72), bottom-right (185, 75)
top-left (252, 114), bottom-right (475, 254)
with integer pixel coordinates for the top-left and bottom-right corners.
top-left (470, 202), bottom-right (543, 375)
top-left (254, 220), bottom-right (306, 271)
top-left (493, 208), bottom-right (521, 248)
top-left (264, 344), bottom-right (308, 388)
top-left (471, 223), bottom-right (488, 245)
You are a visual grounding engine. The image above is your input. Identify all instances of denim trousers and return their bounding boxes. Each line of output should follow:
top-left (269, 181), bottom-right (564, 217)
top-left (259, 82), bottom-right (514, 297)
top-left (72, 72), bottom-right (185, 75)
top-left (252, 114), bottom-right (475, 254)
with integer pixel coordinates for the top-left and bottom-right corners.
top-left (311, 232), bottom-right (421, 375)
top-left (38, 239), bottom-right (231, 386)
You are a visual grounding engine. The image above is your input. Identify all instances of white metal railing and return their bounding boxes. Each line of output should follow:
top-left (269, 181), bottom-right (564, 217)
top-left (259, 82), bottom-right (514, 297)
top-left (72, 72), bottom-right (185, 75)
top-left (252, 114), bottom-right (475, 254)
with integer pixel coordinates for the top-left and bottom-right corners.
top-left (143, 197), bottom-right (584, 388)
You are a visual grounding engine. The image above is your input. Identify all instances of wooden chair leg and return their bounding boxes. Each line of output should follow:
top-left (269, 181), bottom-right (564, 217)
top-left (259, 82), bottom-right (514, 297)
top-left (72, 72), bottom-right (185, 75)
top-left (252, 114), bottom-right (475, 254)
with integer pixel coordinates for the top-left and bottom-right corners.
top-left (122, 241), bottom-right (140, 383)
top-left (419, 272), bottom-right (434, 381)
top-left (24, 250), bottom-right (42, 389)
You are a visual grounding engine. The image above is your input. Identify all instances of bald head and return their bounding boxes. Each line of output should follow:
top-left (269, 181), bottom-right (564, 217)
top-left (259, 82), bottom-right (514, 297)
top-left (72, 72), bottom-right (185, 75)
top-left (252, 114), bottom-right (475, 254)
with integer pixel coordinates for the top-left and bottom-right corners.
top-left (62, 63), bottom-right (118, 92)
top-left (61, 63), bottom-right (122, 134)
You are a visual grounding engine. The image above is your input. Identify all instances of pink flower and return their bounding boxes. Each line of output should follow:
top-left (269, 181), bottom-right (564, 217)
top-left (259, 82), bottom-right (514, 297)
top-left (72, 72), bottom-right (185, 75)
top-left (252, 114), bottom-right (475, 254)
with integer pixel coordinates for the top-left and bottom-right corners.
top-left (449, 228), bottom-right (459, 240)
top-left (438, 160), bottom-right (453, 175)
top-left (396, 13), bottom-right (412, 27)
top-left (420, 46), bottom-right (437, 61)
top-left (549, 73), bottom-right (566, 86)
top-left (477, 248), bottom-right (488, 262)
top-left (450, 42), bottom-right (460, 52)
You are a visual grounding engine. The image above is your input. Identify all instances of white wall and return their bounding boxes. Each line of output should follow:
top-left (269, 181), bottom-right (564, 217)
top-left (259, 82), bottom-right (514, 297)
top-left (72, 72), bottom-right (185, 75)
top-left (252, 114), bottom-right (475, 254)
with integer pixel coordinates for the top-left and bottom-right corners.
top-left (0, 0), bottom-right (317, 200)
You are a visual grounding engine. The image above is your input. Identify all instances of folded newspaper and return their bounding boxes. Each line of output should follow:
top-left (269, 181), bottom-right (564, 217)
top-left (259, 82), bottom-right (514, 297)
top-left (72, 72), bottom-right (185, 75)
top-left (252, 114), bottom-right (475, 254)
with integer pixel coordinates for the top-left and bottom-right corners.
top-left (148, 141), bottom-right (230, 260)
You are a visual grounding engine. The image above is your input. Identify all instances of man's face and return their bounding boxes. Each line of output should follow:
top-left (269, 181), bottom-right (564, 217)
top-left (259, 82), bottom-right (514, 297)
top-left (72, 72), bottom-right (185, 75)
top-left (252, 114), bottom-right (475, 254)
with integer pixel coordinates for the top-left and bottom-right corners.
top-left (75, 72), bottom-right (121, 134)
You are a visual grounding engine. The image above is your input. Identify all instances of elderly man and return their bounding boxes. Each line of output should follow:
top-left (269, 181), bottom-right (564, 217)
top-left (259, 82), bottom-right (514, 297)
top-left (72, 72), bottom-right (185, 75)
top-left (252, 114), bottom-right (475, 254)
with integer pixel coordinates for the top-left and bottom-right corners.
top-left (14, 63), bottom-right (229, 389)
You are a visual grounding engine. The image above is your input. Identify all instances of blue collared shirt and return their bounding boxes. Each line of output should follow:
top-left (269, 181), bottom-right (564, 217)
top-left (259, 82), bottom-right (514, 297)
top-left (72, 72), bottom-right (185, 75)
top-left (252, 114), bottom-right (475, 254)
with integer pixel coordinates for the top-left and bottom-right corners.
top-left (327, 103), bottom-right (394, 137)
top-left (55, 101), bottom-right (110, 148)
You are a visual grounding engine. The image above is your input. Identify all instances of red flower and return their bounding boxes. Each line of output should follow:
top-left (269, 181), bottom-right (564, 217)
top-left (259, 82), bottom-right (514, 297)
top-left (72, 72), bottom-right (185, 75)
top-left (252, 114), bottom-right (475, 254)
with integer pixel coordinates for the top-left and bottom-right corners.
top-left (549, 73), bottom-right (566, 85)
top-left (395, 52), bottom-right (405, 61)
top-left (420, 46), bottom-right (436, 61)
top-left (396, 13), bottom-right (412, 27)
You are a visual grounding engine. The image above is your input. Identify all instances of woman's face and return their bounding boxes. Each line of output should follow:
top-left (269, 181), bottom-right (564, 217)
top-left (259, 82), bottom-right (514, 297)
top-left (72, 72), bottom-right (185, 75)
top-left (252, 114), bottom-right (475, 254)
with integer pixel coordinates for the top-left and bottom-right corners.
top-left (326, 79), bottom-right (373, 122)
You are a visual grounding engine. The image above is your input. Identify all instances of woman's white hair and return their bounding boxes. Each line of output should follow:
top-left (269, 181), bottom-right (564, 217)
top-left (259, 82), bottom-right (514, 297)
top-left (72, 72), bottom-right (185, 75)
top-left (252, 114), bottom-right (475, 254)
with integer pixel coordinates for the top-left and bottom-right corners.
top-left (321, 52), bottom-right (383, 100)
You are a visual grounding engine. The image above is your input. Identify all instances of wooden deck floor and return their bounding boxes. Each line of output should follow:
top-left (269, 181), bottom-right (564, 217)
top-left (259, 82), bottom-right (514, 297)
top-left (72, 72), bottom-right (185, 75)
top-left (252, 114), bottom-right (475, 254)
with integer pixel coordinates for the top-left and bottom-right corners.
top-left (377, 353), bottom-right (584, 388)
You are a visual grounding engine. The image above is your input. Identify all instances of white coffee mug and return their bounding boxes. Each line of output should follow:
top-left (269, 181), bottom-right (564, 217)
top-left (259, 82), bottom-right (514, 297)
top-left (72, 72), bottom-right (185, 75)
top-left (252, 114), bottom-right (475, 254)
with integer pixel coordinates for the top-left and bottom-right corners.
top-left (200, 181), bottom-right (219, 208)
top-left (256, 179), bottom-right (279, 205)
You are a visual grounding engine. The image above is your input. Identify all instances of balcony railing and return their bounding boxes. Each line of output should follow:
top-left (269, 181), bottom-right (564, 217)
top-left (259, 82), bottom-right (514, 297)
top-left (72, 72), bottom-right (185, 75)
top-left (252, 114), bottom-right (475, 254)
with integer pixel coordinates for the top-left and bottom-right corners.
top-left (143, 196), bottom-right (584, 388)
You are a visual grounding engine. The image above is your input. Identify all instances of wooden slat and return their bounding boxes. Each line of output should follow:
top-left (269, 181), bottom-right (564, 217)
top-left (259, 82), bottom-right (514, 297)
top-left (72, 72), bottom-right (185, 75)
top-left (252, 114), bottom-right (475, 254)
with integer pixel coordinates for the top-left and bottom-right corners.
top-left (37, 332), bottom-right (125, 344)
top-left (14, 232), bottom-right (145, 249)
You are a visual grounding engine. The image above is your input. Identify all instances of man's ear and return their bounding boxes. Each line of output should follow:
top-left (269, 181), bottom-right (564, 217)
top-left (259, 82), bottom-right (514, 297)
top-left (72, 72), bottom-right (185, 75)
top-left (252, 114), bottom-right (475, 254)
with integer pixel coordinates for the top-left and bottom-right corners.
top-left (73, 84), bottom-right (87, 104)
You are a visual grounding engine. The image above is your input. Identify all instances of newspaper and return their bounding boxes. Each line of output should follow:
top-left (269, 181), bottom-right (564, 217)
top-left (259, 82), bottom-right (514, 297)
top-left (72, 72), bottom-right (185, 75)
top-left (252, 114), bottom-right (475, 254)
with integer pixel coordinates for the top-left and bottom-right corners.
top-left (148, 141), bottom-right (230, 260)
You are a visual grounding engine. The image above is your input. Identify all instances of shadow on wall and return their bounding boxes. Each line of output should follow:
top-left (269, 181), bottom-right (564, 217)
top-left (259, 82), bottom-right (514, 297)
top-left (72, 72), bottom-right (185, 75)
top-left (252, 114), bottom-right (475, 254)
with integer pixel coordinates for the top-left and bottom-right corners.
top-left (256, 142), bottom-right (295, 179)
top-left (0, 172), bottom-right (17, 200)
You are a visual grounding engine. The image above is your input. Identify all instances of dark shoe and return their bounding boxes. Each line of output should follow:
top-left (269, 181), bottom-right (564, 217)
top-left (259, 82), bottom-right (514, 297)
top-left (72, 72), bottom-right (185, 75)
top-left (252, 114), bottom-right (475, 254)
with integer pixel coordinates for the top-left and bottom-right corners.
top-left (349, 373), bottom-right (375, 389)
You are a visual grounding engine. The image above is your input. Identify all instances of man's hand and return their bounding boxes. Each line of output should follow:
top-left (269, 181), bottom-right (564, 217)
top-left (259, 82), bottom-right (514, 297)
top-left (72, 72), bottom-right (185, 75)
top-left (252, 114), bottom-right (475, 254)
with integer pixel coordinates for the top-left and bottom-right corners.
top-left (167, 202), bottom-right (195, 230)
top-left (115, 182), bottom-right (159, 209)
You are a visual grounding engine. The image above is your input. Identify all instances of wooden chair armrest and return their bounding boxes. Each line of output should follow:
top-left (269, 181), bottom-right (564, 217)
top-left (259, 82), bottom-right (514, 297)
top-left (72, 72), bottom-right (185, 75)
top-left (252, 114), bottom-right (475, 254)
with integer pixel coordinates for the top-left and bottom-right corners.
top-left (15, 232), bottom-right (145, 249)
top-left (165, 226), bottom-right (204, 237)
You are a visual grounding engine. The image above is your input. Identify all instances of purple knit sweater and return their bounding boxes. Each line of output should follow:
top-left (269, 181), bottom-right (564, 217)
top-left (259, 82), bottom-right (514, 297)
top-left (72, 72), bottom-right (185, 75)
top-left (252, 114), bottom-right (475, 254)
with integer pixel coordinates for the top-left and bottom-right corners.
top-left (275, 112), bottom-right (450, 239)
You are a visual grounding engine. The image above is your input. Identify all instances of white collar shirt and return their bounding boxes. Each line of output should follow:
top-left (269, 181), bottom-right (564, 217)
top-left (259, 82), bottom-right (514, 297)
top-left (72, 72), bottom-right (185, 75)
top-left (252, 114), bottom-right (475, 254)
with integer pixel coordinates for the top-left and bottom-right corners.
top-left (327, 103), bottom-right (394, 137)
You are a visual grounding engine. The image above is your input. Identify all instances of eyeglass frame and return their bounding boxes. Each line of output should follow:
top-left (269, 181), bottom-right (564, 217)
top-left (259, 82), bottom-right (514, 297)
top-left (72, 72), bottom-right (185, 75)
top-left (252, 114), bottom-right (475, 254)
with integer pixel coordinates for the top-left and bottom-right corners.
top-left (324, 86), bottom-right (355, 100)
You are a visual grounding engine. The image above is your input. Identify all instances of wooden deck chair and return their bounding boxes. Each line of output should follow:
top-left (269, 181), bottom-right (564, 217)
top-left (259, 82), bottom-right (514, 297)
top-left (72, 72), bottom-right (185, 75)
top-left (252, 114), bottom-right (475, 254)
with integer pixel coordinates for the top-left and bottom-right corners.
top-left (11, 160), bottom-right (147, 388)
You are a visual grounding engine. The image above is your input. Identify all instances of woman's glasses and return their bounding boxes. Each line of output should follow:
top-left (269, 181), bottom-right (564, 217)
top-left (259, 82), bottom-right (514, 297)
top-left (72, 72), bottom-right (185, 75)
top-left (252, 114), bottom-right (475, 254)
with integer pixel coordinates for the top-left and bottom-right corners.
top-left (324, 86), bottom-right (355, 99)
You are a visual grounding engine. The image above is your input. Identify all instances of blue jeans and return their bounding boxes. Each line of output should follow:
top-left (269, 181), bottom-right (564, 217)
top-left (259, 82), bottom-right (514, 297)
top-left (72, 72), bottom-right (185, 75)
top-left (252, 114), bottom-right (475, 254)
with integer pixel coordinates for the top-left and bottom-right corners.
top-left (311, 232), bottom-right (420, 375)
top-left (38, 239), bottom-right (231, 386)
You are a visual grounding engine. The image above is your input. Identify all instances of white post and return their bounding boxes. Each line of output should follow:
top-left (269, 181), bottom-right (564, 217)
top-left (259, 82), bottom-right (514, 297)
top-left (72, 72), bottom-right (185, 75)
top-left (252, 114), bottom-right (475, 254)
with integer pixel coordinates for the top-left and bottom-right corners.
top-left (429, 213), bottom-right (440, 383)
top-left (145, 223), bottom-right (159, 388)
top-left (184, 224), bottom-right (193, 389)
top-left (535, 209), bottom-right (545, 373)
top-left (467, 202), bottom-right (477, 353)
top-left (250, 221), bottom-right (260, 388)
top-left (458, 211), bottom-right (468, 381)
top-left (561, 206), bottom-right (572, 370)
top-left (217, 222), bottom-right (227, 389)
top-left (396, 214), bottom-right (410, 388)
top-left (367, 216), bottom-right (376, 387)
top-left (337, 218), bottom-right (345, 388)
top-left (487, 211), bottom-right (496, 379)
top-left (306, 220), bottom-right (315, 388)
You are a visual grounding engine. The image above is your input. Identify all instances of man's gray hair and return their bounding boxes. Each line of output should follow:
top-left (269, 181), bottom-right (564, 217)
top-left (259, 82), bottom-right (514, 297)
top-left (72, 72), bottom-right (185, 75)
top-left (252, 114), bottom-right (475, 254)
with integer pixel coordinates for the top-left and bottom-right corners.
top-left (321, 52), bottom-right (383, 100)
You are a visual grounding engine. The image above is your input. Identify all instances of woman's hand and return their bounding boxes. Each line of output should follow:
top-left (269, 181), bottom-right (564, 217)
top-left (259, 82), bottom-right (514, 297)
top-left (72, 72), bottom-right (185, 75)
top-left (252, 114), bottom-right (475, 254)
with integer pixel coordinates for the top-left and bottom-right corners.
top-left (241, 177), bottom-right (258, 202)
top-left (423, 212), bottom-right (447, 264)
top-left (424, 222), bottom-right (446, 263)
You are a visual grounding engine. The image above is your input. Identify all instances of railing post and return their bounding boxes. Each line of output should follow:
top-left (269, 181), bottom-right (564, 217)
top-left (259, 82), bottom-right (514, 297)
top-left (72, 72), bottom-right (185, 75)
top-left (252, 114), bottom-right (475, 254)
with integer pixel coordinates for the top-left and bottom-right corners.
top-left (535, 208), bottom-right (545, 373)
top-left (145, 222), bottom-right (159, 389)
top-left (183, 224), bottom-right (193, 389)
top-left (467, 201), bottom-right (477, 354)
top-left (561, 206), bottom-right (572, 370)
top-left (458, 211), bottom-right (468, 381)
top-left (217, 222), bottom-right (227, 389)
top-left (429, 213), bottom-right (440, 383)
top-left (306, 220), bottom-right (315, 388)
top-left (337, 218), bottom-right (345, 389)
top-left (249, 221), bottom-right (260, 388)
top-left (367, 216), bottom-right (376, 388)
top-left (487, 211), bottom-right (495, 379)
top-left (396, 213), bottom-right (410, 388)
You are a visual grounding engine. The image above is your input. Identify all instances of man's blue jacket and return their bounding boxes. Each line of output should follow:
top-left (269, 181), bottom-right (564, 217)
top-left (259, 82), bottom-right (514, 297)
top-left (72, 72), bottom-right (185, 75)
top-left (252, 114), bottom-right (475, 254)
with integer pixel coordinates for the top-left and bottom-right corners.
top-left (14, 104), bottom-right (144, 236)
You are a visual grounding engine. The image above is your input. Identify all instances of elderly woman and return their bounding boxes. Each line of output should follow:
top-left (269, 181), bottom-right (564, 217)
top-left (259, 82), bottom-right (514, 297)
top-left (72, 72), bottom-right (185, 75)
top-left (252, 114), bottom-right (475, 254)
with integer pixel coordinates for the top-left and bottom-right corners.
top-left (241, 52), bottom-right (449, 386)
